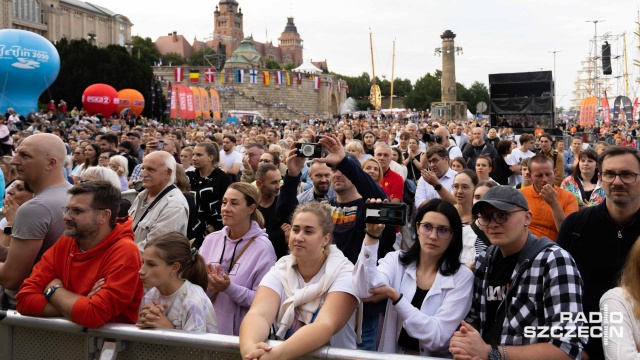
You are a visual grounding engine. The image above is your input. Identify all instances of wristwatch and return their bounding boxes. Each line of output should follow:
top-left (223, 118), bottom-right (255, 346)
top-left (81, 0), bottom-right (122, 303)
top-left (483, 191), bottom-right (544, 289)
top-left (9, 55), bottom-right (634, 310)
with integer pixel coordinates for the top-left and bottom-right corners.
top-left (44, 285), bottom-right (63, 300)
top-left (3, 226), bottom-right (11, 235)
top-left (488, 344), bottom-right (501, 360)
top-left (434, 183), bottom-right (442, 191)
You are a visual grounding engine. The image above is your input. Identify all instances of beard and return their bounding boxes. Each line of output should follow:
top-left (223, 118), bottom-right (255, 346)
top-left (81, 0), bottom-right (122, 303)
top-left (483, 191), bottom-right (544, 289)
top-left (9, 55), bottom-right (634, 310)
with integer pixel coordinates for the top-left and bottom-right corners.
top-left (64, 217), bottom-right (98, 241)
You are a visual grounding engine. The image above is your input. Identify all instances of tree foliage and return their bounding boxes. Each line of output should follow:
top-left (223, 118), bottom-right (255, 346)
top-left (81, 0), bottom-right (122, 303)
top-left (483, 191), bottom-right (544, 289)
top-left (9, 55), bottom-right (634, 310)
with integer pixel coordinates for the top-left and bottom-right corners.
top-left (162, 52), bottom-right (188, 66)
top-left (131, 36), bottom-right (161, 66)
top-left (263, 58), bottom-right (281, 70)
top-left (189, 47), bottom-right (218, 67)
top-left (404, 72), bottom-right (442, 110)
top-left (40, 38), bottom-right (162, 118)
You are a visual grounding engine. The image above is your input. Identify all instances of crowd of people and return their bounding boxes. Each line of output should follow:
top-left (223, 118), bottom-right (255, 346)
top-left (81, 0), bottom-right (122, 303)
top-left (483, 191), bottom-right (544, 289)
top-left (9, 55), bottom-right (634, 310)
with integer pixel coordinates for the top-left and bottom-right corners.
top-left (1, 105), bottom-right (640, 360)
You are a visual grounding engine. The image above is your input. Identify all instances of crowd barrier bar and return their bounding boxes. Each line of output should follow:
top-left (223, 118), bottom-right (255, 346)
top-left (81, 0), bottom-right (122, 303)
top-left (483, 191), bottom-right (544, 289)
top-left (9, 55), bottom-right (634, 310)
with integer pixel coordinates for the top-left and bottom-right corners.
top-left (0, 310), bottom-right (441, 360)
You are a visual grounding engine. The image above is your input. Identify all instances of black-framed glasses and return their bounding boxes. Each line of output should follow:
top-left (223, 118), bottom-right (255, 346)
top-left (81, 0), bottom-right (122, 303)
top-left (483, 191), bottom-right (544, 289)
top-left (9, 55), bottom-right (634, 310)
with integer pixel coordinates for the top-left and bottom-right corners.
top-left (427, 157), bottom-right (442, 165)
top-left (600, 172), bottom-right (640, 184)
top-left (476, 209), bottom-right (526, 226)
top-left (62, 207), bottom-right (105, 217)
top-left (416, 222), bottom-right (453, 239)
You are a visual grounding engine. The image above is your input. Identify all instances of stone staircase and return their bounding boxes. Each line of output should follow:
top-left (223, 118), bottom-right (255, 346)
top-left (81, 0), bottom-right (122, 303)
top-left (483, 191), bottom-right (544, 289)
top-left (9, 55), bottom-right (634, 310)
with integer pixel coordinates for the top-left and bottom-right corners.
top-left (218, 89), bottom-right (307, 120)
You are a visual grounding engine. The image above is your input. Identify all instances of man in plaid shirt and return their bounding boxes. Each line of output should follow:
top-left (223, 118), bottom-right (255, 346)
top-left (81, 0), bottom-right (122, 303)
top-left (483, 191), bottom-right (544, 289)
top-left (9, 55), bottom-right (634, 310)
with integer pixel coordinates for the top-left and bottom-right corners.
top-left (450, 186), bottom-right (586, 360)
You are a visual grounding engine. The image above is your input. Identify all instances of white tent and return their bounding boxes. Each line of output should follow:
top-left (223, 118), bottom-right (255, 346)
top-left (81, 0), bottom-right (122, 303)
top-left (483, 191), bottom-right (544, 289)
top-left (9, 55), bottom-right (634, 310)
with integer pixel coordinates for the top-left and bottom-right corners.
top-left (293, 59), bottom-right (323, 74)
top-left (467, 109), bottom-right (475, 120)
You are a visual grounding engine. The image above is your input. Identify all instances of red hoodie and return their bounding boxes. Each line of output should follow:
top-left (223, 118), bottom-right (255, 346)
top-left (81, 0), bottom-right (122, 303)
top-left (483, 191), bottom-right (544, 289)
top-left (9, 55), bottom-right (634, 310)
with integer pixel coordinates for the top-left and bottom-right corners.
top-left (17, 217), bottom-right (143, 328)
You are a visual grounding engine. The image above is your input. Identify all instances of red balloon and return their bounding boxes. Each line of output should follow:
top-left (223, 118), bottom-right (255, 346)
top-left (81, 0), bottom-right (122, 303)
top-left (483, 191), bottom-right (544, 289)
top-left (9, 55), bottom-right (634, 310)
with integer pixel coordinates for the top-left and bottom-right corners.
top-left (116, 89), bottom-right (145, 117)
top-left (82, 84), bottom-right (119, 116)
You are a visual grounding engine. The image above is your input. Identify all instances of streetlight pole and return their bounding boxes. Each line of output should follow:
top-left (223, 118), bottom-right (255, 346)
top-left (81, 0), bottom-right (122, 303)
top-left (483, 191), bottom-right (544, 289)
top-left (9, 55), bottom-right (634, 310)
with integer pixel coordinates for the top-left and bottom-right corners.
top-left (586, 20), bottom-right (605, 125)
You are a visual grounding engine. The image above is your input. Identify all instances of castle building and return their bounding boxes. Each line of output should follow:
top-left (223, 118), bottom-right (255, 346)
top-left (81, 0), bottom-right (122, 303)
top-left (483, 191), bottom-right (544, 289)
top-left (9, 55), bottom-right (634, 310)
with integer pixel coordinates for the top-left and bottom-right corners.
top-left (1, 0), bottom-right (133, 47)
top-left (155, 0), bottom-right (304, 66)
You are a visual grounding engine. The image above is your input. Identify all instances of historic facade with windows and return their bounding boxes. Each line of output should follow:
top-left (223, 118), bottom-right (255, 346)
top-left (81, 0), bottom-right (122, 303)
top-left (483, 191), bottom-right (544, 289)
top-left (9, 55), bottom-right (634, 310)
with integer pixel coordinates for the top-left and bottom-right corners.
top-left (1, 0), bottom-right (132, 47)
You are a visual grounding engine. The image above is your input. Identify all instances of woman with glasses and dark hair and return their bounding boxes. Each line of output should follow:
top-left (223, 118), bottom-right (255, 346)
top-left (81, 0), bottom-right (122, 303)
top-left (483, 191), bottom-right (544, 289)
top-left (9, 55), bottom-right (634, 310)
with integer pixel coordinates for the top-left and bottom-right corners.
top-left (352, 198), bottom-right (473, 357)
top-left (560, 149), bottom-right (605, 207)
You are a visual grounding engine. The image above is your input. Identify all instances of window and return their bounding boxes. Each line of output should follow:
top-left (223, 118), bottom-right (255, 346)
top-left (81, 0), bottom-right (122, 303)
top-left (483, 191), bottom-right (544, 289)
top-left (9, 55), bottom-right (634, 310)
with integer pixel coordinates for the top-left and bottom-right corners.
top-left (13, 0), bottom-right (42, 23)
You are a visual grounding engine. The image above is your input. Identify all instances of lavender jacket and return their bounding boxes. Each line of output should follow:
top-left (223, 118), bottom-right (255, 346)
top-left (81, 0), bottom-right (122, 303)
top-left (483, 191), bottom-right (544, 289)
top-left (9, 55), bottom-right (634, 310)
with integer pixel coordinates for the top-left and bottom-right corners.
top-left (199, 221), bottom-right (277, 336)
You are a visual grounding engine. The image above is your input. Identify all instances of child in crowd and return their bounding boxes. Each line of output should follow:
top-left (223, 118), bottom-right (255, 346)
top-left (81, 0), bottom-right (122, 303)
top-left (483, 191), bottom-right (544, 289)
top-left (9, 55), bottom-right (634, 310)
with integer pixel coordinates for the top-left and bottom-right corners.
top-left (136, 232), bottom-right (218, 333)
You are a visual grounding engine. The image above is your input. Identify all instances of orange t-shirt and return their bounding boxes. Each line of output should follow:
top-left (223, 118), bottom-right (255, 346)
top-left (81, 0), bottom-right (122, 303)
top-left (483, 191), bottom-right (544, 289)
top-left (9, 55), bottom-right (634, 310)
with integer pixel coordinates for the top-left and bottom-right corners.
top-left (520, 185), bottom-right (579, 241)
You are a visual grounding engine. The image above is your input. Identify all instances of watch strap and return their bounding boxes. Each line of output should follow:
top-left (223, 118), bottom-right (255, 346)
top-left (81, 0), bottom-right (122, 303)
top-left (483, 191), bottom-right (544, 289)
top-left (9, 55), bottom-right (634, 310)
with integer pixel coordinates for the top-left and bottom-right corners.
top-left (3, 226), bottom-right (11, 235)
top-left (45, 285), bottom-right (63, 300)
top-left (434, 183), bottom-right (442, 191)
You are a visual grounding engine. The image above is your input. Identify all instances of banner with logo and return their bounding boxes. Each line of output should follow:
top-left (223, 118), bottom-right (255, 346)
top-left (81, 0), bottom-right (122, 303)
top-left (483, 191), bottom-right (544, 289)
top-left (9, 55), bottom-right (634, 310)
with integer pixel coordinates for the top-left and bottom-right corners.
top-left (191, 86), bottom-right (201, 118)
top-left (199, 87), bottom-right (210, 119)
top-left (209, 88), bottom-right (221, 120)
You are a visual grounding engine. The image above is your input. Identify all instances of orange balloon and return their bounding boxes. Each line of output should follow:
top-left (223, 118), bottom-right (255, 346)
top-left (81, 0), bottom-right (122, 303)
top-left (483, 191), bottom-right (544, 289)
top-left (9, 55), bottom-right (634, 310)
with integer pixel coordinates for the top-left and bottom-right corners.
top-left (116, 89), bottom-right (145, 116)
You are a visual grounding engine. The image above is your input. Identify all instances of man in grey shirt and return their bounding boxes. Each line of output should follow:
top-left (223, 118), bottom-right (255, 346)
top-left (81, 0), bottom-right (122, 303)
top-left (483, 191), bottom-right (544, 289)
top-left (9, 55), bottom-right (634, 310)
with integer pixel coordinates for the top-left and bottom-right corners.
top-left (0, 134), bottom-right (72, 308)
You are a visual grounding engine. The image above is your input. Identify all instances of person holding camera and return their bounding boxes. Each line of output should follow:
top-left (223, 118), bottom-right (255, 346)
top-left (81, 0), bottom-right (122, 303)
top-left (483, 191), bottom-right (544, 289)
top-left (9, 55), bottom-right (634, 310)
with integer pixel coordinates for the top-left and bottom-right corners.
top-left (353, 198), bottom-right (473, 356)
top-left (276, 134), bottom-right (395, 350)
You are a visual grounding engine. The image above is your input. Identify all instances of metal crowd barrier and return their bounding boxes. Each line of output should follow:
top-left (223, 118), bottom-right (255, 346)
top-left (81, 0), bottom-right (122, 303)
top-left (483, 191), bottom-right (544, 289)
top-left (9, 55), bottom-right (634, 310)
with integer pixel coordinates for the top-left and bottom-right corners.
top-left (0, 310), bottom-right (441, 360)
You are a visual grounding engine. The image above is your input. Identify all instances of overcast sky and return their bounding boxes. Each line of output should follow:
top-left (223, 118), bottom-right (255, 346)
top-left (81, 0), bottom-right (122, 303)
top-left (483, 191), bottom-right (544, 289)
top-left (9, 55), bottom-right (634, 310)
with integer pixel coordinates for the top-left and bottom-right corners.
top-left (96, 0), bottom-right (639, 109)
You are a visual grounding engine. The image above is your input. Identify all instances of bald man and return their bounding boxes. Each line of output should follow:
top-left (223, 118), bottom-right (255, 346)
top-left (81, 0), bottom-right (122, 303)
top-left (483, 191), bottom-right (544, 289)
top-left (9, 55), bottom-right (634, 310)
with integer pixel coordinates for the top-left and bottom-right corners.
top-left (434, 126), bottom-right (463, 159)
top-left (0, 134), bottom-right (73, 308)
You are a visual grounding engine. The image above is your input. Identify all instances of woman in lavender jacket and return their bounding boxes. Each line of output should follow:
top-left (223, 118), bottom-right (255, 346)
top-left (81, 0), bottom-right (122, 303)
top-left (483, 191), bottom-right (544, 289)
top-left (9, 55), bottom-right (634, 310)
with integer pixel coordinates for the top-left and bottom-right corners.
top-left (199, 182), bottom-right (277, 336)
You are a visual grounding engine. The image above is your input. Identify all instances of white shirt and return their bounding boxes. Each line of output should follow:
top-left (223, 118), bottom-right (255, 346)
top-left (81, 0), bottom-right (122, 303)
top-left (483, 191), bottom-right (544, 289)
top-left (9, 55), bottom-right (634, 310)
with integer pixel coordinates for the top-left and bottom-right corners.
top-left (389, 161), bottom-right (407, 181)
top-left (353, 243), bottom-right (474, 356)
top-left (414, 167), bottom-right (457, 209)
top-left (507, 148), bottom-right (535, 186)
top-left (219, 149), bottom-right (242, 171)
top-left (260, 263), bottom-right (358, 349)
top-left (446, 144), bottom-right (463, 160)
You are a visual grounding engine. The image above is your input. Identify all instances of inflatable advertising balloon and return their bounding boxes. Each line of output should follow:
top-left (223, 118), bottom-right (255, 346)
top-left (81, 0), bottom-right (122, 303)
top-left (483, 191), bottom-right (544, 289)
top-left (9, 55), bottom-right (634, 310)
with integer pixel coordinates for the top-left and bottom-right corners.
top-left (82, 84), bottom-right (118, 116)
top-left (116, 89), bottom-right (145, 116)
top-left (0, 29), bottom-right (60, 116)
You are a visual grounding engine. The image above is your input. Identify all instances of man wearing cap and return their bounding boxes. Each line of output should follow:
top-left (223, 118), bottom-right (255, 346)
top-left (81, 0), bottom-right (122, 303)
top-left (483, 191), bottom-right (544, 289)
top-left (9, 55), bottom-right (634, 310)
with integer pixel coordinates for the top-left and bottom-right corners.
top-left (450, 185), bottom-right (586, 360)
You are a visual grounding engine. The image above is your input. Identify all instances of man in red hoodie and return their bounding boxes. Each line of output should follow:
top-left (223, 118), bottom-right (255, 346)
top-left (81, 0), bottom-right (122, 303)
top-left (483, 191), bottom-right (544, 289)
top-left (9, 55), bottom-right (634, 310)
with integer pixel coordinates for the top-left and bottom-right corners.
top-left (16, 181), bottom-right (143, 328)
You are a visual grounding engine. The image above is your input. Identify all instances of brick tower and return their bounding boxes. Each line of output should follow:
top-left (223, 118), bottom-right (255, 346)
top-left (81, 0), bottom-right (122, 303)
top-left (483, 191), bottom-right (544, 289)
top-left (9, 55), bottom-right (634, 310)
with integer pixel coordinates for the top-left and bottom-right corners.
top-left (278, 17), bottom-right (303, 66)
top-left (213, 0), bottom-right (244, 54)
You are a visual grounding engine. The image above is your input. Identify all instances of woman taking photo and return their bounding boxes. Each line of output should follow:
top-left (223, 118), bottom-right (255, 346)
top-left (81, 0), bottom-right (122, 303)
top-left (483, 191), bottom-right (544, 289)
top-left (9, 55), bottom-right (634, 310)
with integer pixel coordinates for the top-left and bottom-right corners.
top-left (560, 149), bottom-right (605, 207)
top-left (452, 170), bottom-right (479, 267)
top-left (200, 182), bottom-right (277, 336)
top-left (240, 202), bottom-right (358, 358)
top-left (137, 232), bottom-right (218, 333)
top-left (187, 142), bottom-right (232, 248)
top-left (352, 198), bottom-right (473, 357)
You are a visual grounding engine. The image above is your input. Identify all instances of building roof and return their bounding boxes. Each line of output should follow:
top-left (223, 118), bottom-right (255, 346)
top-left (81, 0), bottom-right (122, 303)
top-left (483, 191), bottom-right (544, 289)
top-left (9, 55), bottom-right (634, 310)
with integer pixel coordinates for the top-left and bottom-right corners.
top-left (283, 17), bottom-right (298, 33)
top-left (61, 0), bottom-right (114, 16)
top-left (226, 37), bottom-right (261, 66)
top-left (155, 33), bottom-right (194, 58)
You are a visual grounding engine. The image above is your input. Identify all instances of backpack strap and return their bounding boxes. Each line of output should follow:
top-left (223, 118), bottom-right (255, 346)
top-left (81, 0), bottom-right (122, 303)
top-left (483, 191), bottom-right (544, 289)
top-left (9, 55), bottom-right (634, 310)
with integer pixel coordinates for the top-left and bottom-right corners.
top-left (483, 236), bottom-right (556, 345)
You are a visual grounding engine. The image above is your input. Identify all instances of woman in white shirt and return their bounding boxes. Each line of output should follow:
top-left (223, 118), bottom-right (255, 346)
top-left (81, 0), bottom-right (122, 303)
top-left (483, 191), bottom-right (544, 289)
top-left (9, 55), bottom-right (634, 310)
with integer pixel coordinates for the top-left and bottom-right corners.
top-left (600, 239), bottom-right (640, 359)
top-left (452, 169), bottom-right (479, 267)
top-left (239, 202), bottom-right (358, 359)
top-left (353, 198), bottom-right (474, 357)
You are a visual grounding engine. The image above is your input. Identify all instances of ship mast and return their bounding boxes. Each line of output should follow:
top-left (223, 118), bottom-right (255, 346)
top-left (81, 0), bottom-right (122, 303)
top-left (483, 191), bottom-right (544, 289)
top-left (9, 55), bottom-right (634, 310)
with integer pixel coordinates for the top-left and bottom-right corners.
top-left (390, 40), bottom-right (396, 111)
top-left (370, 31), bottom-right (376, 89)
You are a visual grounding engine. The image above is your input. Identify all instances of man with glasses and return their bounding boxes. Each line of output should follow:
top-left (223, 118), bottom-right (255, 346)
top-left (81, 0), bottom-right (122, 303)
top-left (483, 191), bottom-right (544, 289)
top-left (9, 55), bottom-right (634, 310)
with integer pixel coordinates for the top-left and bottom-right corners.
top-left (16, 181), bottom-right (144, 328)
top-left (520, 155), bottom-right (578, 241)
top-left (557, 146), bottom-right (640, 360)
top-left (240, 144), bottom-right (264, 184)
top-left (450, 185), bottom-right (585, 360)
top-left (0, 134), bottom-right (72, 309)
top-left (415, 145), bottom-right (457, 209)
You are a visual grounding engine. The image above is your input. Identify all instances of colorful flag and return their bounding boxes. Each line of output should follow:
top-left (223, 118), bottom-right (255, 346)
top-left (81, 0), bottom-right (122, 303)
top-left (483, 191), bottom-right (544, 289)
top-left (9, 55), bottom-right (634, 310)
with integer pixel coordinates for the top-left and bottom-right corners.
top-left (249, 69), bottom-right (258, 84)
top-left (174, 67), bottom-right (183, 82)
top-left (189, 69), bottom-right (199, 83)
top-left (296, 72), bottom-right (302, 85)
top-left (328, 77), bottom-right (333, 88)
top-left (158, 58), bottom-right (163, 66)
top-left (235, 69), bottom-right (244, 83)
top-left (314, 76), bottom-right (321, 89)
top-left (346, 84), bottom-right (350, 94)
top-left (633, 97), bottom-right (638, 124)
top-left (168, 82), bottom-right (178, 119)
top-left (220, 69), bottom-right (225, 83)
top-left (337, 81), bottom-right (341, 93)
top-left (263, 71), bottom-right (270, 85)
top-left (204, 68), bottom-right (216, 83)
top-left (285, 72), bottom-right (291, 85)
top-left (276, 71), bottom-right (283, 85)
top-left (184, 86), bottom-right (195, 120)
top-left (225, 70), bottom-right (231, 83)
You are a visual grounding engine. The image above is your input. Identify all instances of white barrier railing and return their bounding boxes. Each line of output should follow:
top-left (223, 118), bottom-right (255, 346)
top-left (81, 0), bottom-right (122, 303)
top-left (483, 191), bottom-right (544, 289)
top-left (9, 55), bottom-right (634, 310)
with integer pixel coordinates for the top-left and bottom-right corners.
top-left (0, 310), bottom-right (444, 360)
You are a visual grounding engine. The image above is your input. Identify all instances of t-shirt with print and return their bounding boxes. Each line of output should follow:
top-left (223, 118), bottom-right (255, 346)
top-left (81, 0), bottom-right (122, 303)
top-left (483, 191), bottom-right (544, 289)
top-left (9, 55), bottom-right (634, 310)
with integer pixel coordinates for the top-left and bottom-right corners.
top-left (484, 251), bottom-right (520, 332)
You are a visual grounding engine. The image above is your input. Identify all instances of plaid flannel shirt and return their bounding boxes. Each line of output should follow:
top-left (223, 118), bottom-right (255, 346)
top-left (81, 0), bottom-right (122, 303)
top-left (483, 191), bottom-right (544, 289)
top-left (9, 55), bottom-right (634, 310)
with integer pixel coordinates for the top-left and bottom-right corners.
top-left (466, 234), bottom-right (586, 359)
top-left (130, 164), bottom-right (142, 181)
